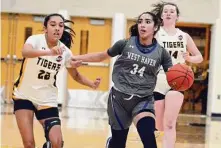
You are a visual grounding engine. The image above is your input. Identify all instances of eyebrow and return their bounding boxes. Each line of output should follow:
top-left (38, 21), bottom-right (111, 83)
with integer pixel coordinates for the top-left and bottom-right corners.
top-left (164, 8), bottom-right (175, 10)
top-left (138, 18), bottom-right (152, 21)
top-left (49, 21), bottom-right (64, 24)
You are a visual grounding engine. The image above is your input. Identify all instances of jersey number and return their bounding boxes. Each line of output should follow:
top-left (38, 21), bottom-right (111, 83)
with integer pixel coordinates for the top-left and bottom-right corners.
top-left (38, 70), bottom-right (51, 80)
top-left (130, 64), bottom-right (146, 77)
top-left (169, 50), bottom-right (178, 59)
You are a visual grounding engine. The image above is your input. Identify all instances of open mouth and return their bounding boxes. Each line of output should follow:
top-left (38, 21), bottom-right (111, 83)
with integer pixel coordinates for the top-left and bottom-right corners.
top-left (54, 32), bottom-right (60, 37)
top-left (140, 29), bottom-right (146, 34)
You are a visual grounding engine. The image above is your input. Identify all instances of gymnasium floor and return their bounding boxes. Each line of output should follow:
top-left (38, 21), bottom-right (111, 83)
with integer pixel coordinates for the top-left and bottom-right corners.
top-left (1, 104), bottom-right (221, 148)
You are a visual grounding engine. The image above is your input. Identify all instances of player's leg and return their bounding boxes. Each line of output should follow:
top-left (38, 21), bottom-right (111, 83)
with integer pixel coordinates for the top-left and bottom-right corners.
top-left (106, 88), bottom-right (131, 148)
top-left (163, 90), bottom-right (184, 148)
top-left (13, 99), bottom-right (36, 148)
top-left (153, 92), bottom-right (165, 131)
top-left (37, 107), bottom-right (63, 148)
top-left (153, 73), bottom-right (170, 132)
top-left (132, 97), bottom-right (157, 148)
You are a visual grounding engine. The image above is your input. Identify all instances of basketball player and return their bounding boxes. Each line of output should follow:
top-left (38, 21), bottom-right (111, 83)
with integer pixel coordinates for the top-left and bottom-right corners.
top-left (13, 13), bottom-right (101, 148)
top-left (71, 11), bottom-right (173, 148)
top-left (151, 2), bottom-right (203, 148)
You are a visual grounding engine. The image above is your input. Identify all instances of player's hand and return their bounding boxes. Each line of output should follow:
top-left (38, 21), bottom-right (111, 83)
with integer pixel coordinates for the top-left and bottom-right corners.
top-left (91, 78), bottom-right (101, 89)
top-left (70, 60), bottom-right (83, 68)
top-left (47, 46), bottom-right (65, 56)
top-left (182, 52), bottom-right (191, 61)
top-left (71, 56), bottom-right (81, 61)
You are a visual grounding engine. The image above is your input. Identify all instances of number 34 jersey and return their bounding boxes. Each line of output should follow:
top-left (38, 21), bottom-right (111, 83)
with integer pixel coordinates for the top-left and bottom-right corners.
top-left (111, 37), bottom-right (172, 97)
top-left (13, 34), bottom-right (72, 107)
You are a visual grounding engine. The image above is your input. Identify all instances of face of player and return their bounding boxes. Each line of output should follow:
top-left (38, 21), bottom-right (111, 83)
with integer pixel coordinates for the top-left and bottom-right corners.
top-left (161, 4), bottom-right (178, 25)
top-left (137, 13), bottom-right (156, 40)
top-left (44, 16), bottom-right (64, 43)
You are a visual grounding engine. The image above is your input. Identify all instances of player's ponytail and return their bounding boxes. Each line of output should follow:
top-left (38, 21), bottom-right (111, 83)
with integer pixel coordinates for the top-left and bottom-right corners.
top-left (60, 20), bottom-right (75, 48)
top-left (151, 2), bottom-right (164, 25)
top-left (129, 24), bottom-right (138, 37)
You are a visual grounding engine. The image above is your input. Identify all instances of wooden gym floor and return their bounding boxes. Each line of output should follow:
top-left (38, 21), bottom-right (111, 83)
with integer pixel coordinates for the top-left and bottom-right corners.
top-left (1, 104), bottom-right (221, 148)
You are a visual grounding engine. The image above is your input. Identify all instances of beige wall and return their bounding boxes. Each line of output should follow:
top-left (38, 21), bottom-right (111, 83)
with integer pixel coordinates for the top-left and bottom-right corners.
top-left (1, 0), bottom-right (219, 24)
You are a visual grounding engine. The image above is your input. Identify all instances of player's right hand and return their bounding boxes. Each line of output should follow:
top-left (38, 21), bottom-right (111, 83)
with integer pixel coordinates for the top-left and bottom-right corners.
top-left (47, 46), bottom-right (65, 56)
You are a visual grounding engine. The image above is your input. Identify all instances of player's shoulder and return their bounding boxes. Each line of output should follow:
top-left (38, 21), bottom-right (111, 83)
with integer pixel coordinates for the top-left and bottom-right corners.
top-left (113, 38), bottom-right (129, 49)
top-left (117, 38), bottom-right (129, 44)
top-left (176, 28), bottom-right (188, 36)
top-left (29, 34), bottom-right (45, 40)
top-left (26, 34), bottom-right (45, 43)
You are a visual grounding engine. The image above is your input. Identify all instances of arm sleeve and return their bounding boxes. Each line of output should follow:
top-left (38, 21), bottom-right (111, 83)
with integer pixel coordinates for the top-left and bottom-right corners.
top-left (161, 47), bottom-right (173, 72)
top-left (107, 39), bottom-right (127, 57)
top-left (25, 35), bottom-right (37, 49)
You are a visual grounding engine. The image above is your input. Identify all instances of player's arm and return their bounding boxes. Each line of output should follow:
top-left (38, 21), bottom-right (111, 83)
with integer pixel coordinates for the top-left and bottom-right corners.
top-left (184, 33), bottom-right (203, 63)
top-left (65, 49), bottom-right (100, 89)
top-left (71, 39), bottom-right (127, 62)
top-left (22, 44), bottom-right (52, 58)
top-left (161, 48), bottom-right (173, 72)
top-left (67, 68), bottom-right (101, 89)
top-left (22, 36), bottom-right (64, 58)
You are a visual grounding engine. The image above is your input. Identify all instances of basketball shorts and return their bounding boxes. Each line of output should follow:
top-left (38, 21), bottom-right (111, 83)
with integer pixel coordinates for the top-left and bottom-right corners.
top-left (13, 98), bottom-right (59, 120)
top-left (154, 73), bottom-right (184, 101)
top-left (107, 87), bottom-right (155, 130)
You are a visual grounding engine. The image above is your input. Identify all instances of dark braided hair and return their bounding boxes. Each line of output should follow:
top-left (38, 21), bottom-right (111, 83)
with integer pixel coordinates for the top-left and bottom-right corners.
top-left (129, 11), bottom-right (161, 37)
top-left (44, 13), bottom-right (75, 48)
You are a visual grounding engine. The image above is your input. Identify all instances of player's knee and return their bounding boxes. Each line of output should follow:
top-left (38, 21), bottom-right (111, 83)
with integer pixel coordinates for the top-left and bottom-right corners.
top-left (164, 119), bottom-right (175, 130)
top-left (136, 116), bottom-right (155, 133)
top-left (23, 140), bottom-right (35, 148)
top-left (51, 139), bottom-right (63, 148)
top-left (44, 118), bottom-right (61, 141)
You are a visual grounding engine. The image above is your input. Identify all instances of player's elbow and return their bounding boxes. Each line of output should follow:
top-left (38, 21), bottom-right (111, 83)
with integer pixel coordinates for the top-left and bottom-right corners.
top-left (197, 54), bottom-right (203, 63)
top-left (100, 52), bottom-right (110, 61)
top-left (199, 55), bottom-right (203, 63)
top-left (93, 52), bottom-right (109, 62)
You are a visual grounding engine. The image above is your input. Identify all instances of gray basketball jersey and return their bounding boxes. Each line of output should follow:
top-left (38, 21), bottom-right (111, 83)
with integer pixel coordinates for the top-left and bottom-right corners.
top-left (108, 37), bottom-right (172, 97)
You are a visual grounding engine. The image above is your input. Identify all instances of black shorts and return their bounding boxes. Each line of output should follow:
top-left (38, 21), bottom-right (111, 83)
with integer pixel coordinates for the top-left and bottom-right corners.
top-left (13, 99), bottom-right (59, 120)
top-left (153, 89), bottom-right (184, 101)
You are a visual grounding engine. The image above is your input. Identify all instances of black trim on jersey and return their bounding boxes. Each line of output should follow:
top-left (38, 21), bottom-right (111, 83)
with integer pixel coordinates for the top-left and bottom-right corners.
top-left (135, 37), bottom-right (157, 54)
top-left (14, 58), bottom-right (26, 87)
top-left (53, 71), bottom-right (59, 87)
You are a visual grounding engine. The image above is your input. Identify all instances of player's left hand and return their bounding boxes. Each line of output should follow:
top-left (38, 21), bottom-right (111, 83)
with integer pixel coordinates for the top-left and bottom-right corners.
top-left (91, 78), bottom-right (101, 89)
top-left (182, 52), bottom-right (191, 61)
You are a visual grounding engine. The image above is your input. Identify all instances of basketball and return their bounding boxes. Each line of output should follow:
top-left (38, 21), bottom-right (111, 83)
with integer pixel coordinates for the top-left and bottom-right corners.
top-left (166, 64), bottom-right (194, 91)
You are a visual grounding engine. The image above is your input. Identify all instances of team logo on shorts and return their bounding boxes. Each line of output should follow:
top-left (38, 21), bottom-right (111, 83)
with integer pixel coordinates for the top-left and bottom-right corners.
top-left (56, 56), bottom-right (63, 62)
top-left (178, 35), bottom-right (183, 40)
